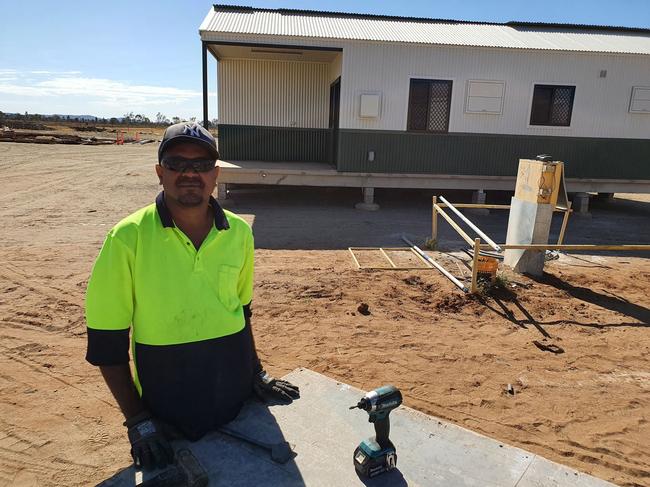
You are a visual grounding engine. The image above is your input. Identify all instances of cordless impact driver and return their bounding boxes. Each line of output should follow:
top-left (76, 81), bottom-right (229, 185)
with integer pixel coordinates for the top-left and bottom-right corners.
top-left (350, 385), bottom-right (403, 478)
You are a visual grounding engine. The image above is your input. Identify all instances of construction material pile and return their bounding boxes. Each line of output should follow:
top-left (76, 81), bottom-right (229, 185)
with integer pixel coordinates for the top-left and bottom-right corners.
top-left (0, 127), bottom-right (155, 145)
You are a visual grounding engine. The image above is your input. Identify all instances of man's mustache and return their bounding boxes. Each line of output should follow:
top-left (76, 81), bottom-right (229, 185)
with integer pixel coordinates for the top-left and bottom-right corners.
top-left (176, 178), bottom-right (204, 187)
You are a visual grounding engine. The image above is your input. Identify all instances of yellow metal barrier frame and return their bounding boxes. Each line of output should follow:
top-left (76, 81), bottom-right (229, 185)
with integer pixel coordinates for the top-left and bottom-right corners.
top-left (348, 247), bottom-right (434, 270)
top-left (431, 196), bottom-right (650, 294)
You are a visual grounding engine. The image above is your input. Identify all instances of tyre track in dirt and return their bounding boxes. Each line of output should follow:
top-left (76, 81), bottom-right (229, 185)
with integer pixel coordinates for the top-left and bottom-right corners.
top-left (0, 144), bottom-right (159, 485)
top-left (0, 336), bottom-right (123, 486)
top-left (1, 343), bottom-right (117, 409)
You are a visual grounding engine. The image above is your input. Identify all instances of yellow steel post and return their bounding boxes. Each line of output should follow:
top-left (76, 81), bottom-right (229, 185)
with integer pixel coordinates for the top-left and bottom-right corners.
top-left (557, 202), bottom-right (572, 245)
top-left (431, 196), bottom-right (438, 245)
top-left (471, 238), bottom-right (481, 293)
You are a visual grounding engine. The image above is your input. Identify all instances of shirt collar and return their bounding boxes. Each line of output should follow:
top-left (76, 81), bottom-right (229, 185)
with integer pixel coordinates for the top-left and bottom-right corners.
top-left (155, 191), bottom-right (230, 231)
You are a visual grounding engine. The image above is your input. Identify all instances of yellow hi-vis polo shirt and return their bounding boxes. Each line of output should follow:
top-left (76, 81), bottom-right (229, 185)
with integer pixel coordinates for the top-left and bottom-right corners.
top-left (85, 192), bottom-right (257, 439)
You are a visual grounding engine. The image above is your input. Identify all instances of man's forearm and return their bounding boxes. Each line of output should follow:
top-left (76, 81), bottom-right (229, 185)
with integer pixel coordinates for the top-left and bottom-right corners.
top-left (243, 303), bottom-right (263, 374)
top-left (99, 364), bottom-right (146, 420)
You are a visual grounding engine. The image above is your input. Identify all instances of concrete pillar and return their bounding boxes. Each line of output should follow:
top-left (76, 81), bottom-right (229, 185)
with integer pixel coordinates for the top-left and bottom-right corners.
top-left (504, 199), bottom-right (554, 276)
top-left (504, 159), bottom-right (565, 276)
top-left (216, 183), bottom-right (233, 206)
top-left (354, 187), bottom-right (379, 211)
top-left (467, 189), bottom-right (489, 215)
top-left (573, 192), bottom-right (590, 215)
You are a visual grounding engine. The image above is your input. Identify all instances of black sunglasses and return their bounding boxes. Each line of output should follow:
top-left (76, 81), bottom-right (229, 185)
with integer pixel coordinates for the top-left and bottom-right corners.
top-left (160, 157), bottom-right (216, 173)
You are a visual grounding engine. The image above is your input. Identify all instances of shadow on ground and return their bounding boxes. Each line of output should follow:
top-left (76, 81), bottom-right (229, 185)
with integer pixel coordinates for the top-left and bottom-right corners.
top-left (227, 186), bottom-right (650, 254)
top-left (477, 275), bottom-right (649, 344)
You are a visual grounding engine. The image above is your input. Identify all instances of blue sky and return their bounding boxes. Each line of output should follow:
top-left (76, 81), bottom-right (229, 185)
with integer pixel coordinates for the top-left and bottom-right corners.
top-left (1, 0), bottom-right (649, 120)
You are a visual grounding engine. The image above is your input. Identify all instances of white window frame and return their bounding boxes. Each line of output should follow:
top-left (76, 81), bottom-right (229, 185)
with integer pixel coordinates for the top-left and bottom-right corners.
top-left (629, 86), bottom-right (650, 114)
top-left (464, 79), bottom-right (505, 115)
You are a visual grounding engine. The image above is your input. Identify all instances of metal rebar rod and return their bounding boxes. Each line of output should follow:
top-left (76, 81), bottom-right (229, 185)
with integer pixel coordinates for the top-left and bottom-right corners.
top-left (409, 247), bottom-right (435, 269)
top-left (497, 244), bottom-right (650, 251)
top-left (462, 248), bottom-right (504, 261)
top-left (436, 203), bottom-right (512, 210)
top-left (348, 248), bottom-right (361, 269)
top-left (379, 248), bottom-right (397, 268)
top-left (435, 203), bottom-right (569, 213)
top-left (401, 236), bottom-right (468, 292)
top-left (438, 196), bottom-right (502, 252)
top-left (433, 204), bottom-right (475, 247)
top-left (557, 201), bottom-right (572, 245)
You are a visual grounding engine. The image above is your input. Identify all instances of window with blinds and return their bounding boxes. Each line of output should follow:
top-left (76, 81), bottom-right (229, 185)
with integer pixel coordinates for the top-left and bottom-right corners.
top-left (530, 85), bottom-right (575, 126)
top-left (407, 79), bottom-right (452, 132)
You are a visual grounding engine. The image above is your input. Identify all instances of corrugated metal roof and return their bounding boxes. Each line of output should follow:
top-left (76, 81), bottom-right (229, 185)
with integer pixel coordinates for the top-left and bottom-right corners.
top-left (200, 5), bottom-right (650, 55)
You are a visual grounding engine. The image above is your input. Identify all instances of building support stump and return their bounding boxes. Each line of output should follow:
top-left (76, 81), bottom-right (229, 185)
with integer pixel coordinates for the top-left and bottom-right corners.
top-left (355, 187), bottom-right (379, 211)
top-left (468, 190), bottom-right (489, 215)
top-left (216, 183), bottom-right (234, 206)
top-left (573, 192), bottom-right (590, 216)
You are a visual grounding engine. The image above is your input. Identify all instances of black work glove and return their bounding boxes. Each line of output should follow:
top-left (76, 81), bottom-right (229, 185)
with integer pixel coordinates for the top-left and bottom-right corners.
top-left (253, 370), bottom-right (300, 403)
top-left (124, 410), bottom-right (174, 470)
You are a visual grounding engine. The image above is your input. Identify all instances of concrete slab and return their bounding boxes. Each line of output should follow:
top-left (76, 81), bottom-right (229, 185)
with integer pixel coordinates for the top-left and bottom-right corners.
top-left (99, 369), bottom-right (615, 487)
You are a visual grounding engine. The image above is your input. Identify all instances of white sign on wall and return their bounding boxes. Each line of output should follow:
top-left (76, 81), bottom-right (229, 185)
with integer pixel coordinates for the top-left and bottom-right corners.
top-left (465, 80), bottom-right (505, 115)
top-left (629, 86), bottom-right (650, 113)
top-left (359, 93), bottom-right (381, 118)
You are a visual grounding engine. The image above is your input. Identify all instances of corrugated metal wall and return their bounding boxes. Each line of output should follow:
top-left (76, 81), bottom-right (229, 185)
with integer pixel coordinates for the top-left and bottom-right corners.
top-left (339, 42), bottom-right (650, 139)
top-left (336, 129), bottom-right (650, 178)
top-left (218, 58), bottom-right (330, 128)
top-left (218, 124), bottom-right (332, 162)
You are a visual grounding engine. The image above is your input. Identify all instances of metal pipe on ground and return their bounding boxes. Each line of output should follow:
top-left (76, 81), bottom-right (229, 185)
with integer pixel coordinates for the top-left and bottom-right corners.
top-left (462, 248), bottom-right (504, 261)
top-left (438, 196), bottom-right (502, 252)
top-left (401, 235), bottom-right (468, 292)
top-left (479, 244), bottom-right (650, 251)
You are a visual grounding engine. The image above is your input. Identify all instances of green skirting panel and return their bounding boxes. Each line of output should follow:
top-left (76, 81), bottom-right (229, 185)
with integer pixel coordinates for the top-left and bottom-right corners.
top-left (218, 124), bottom-right (332, 163)
top-left (336, 130), bottom-right (650, 180)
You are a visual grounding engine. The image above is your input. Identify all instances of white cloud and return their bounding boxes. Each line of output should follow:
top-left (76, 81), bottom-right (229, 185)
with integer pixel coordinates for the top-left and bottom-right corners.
top-left (35, 77), bottom-right (201, 103)
top-left (0, 75), bottom-right (200, 102)
top-left (0, 69), bottom-right (215, 119)
top-left (0, 84), bottom-right (45, 96)
top-left (29, 70), bottom-right (82, 75)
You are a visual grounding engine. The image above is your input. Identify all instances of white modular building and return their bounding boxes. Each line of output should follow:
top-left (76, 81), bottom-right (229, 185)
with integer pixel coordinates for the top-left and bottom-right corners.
top-left (199, 5), bottom-right (650, 197)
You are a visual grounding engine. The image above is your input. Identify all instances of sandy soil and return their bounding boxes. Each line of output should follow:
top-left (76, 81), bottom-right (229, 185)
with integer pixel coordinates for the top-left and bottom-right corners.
top-left (0, 142), bottom-right (648, 487)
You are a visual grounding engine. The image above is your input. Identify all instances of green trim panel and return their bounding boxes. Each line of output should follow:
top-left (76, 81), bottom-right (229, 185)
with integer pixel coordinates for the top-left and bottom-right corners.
top-left (336, 130), bottom-right (650, 179)
top-left (218, 124), bottom-right (332, 163)
top-left (217, 125), bottom-right (650, 179)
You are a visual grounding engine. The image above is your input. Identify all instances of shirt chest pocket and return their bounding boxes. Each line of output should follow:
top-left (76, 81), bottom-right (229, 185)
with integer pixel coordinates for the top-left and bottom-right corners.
top-left (214, 264), bottom-right (241, 312)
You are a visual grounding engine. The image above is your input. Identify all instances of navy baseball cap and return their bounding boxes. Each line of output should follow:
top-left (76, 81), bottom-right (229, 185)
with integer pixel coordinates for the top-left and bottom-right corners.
top-left (158, 122), bottom-right (219, 162)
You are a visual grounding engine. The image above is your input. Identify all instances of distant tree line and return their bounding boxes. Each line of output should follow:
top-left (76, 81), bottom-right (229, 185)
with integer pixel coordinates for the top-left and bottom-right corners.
top-left (0, 110), bottom-right (219, 128)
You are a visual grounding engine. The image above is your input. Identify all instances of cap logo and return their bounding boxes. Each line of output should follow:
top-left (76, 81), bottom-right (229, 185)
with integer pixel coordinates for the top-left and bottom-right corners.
top-left (182, 122), bottom-right (203, 139)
